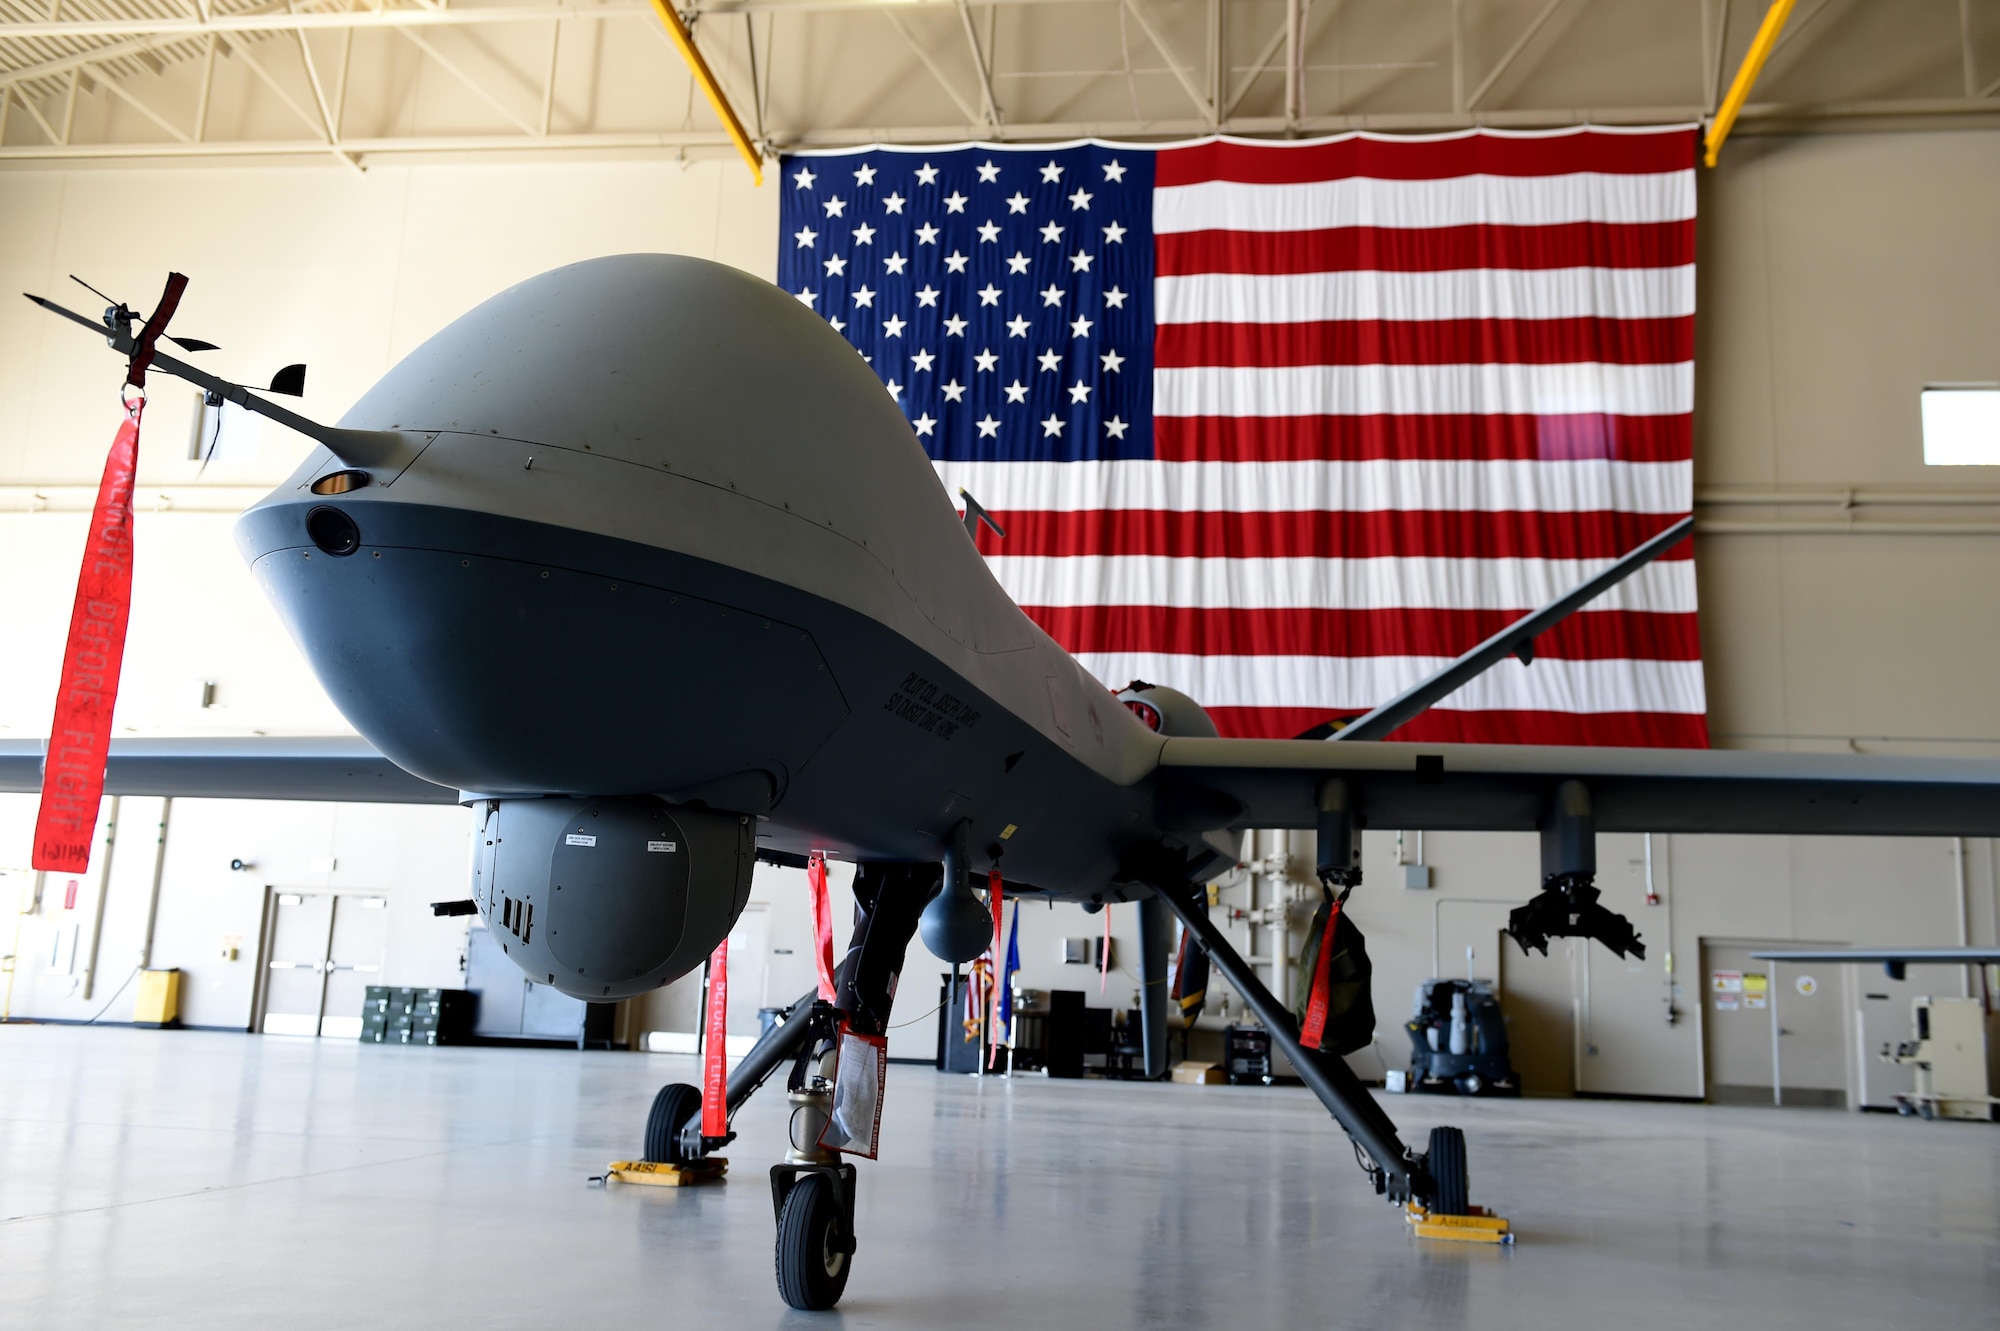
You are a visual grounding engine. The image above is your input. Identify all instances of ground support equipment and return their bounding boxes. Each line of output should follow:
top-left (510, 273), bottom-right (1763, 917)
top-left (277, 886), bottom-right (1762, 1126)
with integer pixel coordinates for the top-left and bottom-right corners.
top-left (605, 1158), bottom-right (729, 1187)
top-left (1405, 1204), bottom-right (1514, 1245)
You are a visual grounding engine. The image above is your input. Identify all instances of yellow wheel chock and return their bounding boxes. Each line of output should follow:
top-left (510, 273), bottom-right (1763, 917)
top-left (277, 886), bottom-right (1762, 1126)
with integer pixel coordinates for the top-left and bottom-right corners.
top-left (1406, 1202), bottom-right (1514, 1245)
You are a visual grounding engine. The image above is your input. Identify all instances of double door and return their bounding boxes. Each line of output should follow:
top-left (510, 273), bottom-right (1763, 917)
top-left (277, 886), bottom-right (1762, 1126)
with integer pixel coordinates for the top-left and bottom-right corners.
top-left (259, 891), bottom-right (387, 1037)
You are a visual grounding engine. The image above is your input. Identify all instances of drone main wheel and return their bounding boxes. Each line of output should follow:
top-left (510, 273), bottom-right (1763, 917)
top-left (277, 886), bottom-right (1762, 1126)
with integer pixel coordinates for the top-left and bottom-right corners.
top-left (643, 1083), bottom-right (702, 1164)
top-left (775, 1173), bottom-right (852, 1311)
top-left (1427, 1125), bottom-right (1470, 1216)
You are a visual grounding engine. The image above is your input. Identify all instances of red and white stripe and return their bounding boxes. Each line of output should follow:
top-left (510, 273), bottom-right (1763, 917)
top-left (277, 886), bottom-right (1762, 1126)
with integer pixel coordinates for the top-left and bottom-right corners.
top-left (962, 126), bottom-right (1705, 746)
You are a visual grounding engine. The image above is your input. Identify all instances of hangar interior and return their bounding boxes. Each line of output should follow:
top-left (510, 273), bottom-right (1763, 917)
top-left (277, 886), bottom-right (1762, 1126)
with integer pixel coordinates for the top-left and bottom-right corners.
top-left (3, 1), bottom-right (1999, 1327)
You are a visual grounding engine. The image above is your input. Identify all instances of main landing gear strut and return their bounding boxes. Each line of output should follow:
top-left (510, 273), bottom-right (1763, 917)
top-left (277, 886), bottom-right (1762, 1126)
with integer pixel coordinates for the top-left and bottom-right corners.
top-left (1151, 880), bottom-right (1457, 1206)
top-left (638, 861), bottom-right (933, 1312)
top-left (1142, 778), bottom-right (1467, 1216)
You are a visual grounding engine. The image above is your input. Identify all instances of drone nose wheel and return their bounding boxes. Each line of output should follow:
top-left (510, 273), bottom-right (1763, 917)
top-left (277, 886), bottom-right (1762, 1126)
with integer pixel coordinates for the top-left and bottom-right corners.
top-left (774, 1169), bottom-right (855, 1310)
top-left (770, 1158), bottom-right (858, 1311)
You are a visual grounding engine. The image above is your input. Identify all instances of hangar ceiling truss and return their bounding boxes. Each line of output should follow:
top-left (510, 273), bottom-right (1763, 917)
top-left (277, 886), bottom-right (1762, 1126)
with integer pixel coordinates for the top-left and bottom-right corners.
top-left (0, 0), bottom-right (1995, 167)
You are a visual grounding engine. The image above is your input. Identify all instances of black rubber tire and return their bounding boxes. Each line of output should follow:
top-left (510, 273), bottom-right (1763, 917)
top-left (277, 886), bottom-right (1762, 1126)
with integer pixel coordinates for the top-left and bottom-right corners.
top-left (1427, 1125), bottom-right (1470, 1216)
top-left (775, 1174), bottom-right (852, 1311)
top-left (643, 1083), bottom-right (702, 1164)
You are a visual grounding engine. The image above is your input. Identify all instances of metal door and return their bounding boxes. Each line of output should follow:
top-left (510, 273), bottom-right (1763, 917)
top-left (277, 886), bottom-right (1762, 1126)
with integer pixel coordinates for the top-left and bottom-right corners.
top-left (1578, 939), bottom-right (1681, 1097)
top-left (1768, 957), bottom-right (1848, 1107)
top-left (260, 892), bottom-right (387, 1037)
top-left (319, 896), bottom-right (388, 1038)
top-left (1702, 939), bottom-right (1849, 1107)
top-left (261, 892), bottom-right (334, 1035)
top-left (1498, 935), bottom-right (1579, 1097)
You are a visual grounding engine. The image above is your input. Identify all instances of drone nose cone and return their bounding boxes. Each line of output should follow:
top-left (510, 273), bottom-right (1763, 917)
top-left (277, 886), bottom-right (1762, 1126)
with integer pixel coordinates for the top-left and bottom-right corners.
top-left (232, 253), bottom-right (1023, 798)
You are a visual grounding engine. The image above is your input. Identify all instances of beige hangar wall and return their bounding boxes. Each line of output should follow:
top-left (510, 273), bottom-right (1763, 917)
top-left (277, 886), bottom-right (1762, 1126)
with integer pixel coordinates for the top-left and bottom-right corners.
top-left (1, 133), bottom-right (1996, 1101)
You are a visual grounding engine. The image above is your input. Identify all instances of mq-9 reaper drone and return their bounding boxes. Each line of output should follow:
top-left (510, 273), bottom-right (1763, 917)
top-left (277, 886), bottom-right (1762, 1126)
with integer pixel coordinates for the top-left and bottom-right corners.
top-left (13, 256), bottom-right (2000, 1311)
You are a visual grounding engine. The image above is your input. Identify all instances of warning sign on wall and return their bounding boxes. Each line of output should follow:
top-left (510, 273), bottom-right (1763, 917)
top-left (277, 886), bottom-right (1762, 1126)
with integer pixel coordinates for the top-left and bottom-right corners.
top-left (1744, 973), bottom-right (1768, 1009)
top-left (1711, 971), bottom-right (1743, 993)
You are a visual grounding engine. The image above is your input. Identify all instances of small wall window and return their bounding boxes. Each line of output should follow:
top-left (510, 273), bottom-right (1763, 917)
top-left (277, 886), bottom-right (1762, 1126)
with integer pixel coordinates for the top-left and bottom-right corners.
top-left (1921, 386), bottom-right (2000, 466)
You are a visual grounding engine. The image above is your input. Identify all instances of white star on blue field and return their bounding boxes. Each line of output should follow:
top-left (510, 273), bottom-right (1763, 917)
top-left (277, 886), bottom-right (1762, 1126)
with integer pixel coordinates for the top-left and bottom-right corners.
top-left (777, 145), bottom-right (1156, 462)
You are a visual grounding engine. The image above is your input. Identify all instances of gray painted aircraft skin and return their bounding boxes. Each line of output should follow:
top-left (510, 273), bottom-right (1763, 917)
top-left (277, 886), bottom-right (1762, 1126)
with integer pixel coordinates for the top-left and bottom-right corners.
top-left (9, 254), bottom-right (2000, 892)
top-left (238, 254), bottom-right (1180, 900)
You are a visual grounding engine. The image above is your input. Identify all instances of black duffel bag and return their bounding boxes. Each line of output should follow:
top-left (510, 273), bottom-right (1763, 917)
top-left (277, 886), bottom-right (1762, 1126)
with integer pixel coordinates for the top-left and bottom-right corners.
top-left (1291, 899), bottom-right (1376, 1057)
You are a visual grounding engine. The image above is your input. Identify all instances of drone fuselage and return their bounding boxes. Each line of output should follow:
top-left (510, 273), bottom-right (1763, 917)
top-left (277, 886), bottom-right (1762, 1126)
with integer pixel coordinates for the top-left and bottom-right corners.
top-left (236, 254), bottom-right (1172, 903)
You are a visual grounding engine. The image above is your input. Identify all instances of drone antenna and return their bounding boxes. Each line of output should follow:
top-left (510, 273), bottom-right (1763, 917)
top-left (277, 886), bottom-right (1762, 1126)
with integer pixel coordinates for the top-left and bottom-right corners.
top-left (69, 274), bottom-right (122, 308)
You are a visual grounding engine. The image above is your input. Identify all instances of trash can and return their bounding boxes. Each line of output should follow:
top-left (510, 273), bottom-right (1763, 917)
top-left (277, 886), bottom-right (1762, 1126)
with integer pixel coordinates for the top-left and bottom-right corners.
top-left (134, 969), bottom-right (182, 1029)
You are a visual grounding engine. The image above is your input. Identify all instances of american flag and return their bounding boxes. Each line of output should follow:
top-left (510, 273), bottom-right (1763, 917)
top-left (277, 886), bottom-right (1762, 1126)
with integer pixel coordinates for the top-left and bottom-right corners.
top-left (778, 128), bottom-right (1705, 747)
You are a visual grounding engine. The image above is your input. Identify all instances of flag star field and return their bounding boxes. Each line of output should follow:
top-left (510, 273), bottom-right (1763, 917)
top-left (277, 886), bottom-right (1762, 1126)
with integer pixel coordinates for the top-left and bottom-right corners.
top-left (777, 144), bottom-right (1155, 463)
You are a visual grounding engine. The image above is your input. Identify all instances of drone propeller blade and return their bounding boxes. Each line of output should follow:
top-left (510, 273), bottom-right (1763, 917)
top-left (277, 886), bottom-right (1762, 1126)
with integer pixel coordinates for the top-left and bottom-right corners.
top-left (267, 363), bottom-right (307, 396)
top-left (167, 335), bottom-right (219, 353)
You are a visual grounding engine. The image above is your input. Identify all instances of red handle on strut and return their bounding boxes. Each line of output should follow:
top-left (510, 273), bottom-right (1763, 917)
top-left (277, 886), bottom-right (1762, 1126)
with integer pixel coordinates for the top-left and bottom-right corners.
top-left (701, 939), bottom-right (730, 1138)
top-left (1299, 899), bottom-right (1342, 1051)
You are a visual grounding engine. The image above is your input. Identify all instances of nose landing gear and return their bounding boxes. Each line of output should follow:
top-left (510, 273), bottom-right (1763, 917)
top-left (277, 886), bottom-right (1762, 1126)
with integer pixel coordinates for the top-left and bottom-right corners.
top-left (633, 859), bottom-right (930, 1310)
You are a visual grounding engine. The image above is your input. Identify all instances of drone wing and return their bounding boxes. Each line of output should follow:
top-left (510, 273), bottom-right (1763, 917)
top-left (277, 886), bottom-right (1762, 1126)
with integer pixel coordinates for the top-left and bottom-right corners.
top-left (1155, 737), bottom-right (2000, 838)
top-left (0, 737), bottom-right (460, 805)
top-left (1151, 738), bottom-right (2000, 958)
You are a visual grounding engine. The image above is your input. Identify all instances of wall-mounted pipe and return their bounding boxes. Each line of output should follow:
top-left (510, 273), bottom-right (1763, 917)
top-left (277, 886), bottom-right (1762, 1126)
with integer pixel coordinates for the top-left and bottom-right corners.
top-left (78, 797), bottom-right (120, 1002)
top-left (137, 797), bottom-right (172, 971)
top-left (1954, 836), bottom-right (1971, 1000)
top-left (1697, 520), bottom-right (2000, 536)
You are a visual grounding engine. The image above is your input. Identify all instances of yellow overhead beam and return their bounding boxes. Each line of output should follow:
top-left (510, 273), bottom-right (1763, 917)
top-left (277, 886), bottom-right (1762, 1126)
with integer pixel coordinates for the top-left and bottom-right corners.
top-left (1705, 0), bottom-right (1798, 168)
top-left (646, 0), bottom-right (763, 185)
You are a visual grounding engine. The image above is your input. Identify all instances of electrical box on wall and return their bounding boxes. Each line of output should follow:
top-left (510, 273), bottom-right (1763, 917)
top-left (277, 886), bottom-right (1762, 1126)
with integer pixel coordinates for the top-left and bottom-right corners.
top-left (1403, 864), bottom-right (1432, 890)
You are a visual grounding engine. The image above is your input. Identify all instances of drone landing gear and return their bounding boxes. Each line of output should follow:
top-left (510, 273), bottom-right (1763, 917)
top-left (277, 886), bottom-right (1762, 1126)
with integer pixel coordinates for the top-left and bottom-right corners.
top-left (1404, 1126), bottom-right (1511, 1244)
top-left (765, 861), bottom-right (931, 1311)
top-left (631, 984), bottom-right (823, 1171)
top-left (625, 862), bottom-right (929, 1309)
top-left (1156, 878), bottom-right (1514, 1239)
top-left (643, 1082), bottom-right (702, 1165)
top-left (1154, 880), bottom-right (1425, 1194)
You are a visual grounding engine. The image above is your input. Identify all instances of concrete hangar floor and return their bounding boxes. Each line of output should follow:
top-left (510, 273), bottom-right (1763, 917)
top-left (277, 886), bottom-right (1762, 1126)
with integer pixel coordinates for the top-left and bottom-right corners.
top-left (3, 1027), bottom-right (1996, 1330)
